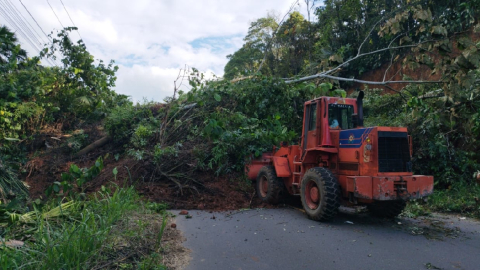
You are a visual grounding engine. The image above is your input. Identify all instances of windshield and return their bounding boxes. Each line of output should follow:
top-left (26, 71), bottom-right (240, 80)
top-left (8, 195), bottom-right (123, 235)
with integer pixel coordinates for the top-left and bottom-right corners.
top-left (329, 104), bottom-right (354, 130)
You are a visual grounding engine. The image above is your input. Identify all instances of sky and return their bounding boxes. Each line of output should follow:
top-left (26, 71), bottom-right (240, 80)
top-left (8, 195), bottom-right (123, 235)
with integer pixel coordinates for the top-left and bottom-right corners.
top-left (0, 0), bottom-right (316, 102)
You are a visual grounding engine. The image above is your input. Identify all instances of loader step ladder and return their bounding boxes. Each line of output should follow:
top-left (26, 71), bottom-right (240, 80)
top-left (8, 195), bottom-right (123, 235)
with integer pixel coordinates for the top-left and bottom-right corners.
top-left (292, 155), bottom-right (302, 195)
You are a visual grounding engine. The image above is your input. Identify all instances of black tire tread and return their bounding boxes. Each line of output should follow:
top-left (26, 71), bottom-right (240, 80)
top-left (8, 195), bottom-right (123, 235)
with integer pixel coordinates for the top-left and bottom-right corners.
top-left (300, 167), bottom-right (341, 221)
top-left (256, 166), bottom-right (285, 204)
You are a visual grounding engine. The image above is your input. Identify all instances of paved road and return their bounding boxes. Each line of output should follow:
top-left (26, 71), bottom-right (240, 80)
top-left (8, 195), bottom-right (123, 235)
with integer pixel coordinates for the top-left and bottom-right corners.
top-left (175, 207), bottom-right (480, 270)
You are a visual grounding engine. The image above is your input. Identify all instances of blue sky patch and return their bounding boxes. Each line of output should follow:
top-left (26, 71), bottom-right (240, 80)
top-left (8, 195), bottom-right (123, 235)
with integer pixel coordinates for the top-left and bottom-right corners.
top-left (189, 34), bottom-right (242, 53)
top-left (147, 43), bottom-right (170, 53)
top-left (117, 54), bottom-right (148, 67)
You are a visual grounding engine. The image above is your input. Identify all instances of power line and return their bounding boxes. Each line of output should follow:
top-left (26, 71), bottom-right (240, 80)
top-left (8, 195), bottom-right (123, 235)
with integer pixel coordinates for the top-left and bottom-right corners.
top-left (47, 0), bottom-right (70, 67)
top-left (17, 0), bottom-right (61, 66)
top-left (4, 0), bottom-right (43, 48)
top-left (59, 0), bottom-right (83, 42)
top-left (7, 0), bottom-right (47, 45)
top-left (47, 0), bottom-right (64, 29)
top-left (0, 2), bottom-right (42, 53)
top-left (17, 0), bottom-right (62, 66)
top-left (2, 0), bottom-right (57, 66)
top-left (18, 0), bottom-right (51, 41)
top-left (0, 0), bottom-right (58, 66)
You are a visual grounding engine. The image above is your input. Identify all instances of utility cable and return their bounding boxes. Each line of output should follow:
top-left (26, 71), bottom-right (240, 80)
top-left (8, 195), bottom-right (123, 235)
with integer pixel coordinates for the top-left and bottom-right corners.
top-left (47, 0), bottom-right (64, 29)
top-left (0, 4), bottom-right (55, 66)
top-left (59, 0), bottom-right (83, 42)
top-left (0, 2), bottom-right (42, 54)
top-left (0, 1), bottom-right (57, 66)
top-left (4, 0), bottom-right (43, 49)
top-left (2, 0), bottom-right (57, 66)
top-left (18, 0), bottom-right (51, 41)
top-left (18, 0), bottom-right (61, 66)
top-left (46, 0), bottom-right (69, 67)
top-left (8, 0), bottom-right (47, 45)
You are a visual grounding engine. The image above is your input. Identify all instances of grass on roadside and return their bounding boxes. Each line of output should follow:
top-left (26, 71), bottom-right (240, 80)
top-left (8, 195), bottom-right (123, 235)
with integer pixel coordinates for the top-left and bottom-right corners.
top-left (403, 182), bottom-right (480, 219)
top-left (0, 186), bottom-right (171, 270)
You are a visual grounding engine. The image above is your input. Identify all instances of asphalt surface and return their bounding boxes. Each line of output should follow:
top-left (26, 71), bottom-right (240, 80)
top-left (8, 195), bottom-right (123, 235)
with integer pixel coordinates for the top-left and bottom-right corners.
top-left (175, 207), bottom-right (480, 270)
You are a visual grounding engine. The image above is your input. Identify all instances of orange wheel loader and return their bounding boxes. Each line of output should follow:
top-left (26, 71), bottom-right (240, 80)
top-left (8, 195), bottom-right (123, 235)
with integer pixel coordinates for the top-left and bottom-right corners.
top-left (246, 92), bottom-right (433, 221)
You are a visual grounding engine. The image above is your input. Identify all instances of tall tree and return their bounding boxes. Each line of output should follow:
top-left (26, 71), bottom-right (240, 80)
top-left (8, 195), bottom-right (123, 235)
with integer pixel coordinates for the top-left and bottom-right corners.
top-left (224, 15), bottom-right (278, 79)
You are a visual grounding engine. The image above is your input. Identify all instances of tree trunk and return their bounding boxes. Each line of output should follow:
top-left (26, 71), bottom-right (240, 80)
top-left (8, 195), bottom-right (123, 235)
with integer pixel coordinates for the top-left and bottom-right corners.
top-left (74, 135), bottom-right (111, 157)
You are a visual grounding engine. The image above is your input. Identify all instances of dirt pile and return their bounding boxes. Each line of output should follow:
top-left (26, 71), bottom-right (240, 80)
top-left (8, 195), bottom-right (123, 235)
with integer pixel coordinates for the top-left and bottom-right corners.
top-left (23, 124), bottom-right (268, 211)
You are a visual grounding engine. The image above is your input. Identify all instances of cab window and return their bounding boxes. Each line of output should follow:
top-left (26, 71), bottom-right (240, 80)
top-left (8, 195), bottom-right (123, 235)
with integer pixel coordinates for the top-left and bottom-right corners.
top-left (328, 104), bottom-right (353, 130)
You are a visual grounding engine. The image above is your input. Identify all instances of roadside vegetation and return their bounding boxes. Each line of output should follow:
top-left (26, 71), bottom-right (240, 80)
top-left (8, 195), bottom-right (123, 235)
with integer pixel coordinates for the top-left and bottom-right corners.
top-left (403, 182), bottom-right (480, 219)
top-left (1, 1), bottom-right (480, 267)
top-left (1, 186), bottom-right (172, 270)
top-left (1, 160), bottom-right (177, 269)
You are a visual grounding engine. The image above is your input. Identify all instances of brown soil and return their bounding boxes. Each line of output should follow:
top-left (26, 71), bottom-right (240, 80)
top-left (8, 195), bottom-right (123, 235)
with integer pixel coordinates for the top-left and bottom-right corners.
top-left (347, 29), bottom-right (480, 93)
top-left (23, 124), bottom-right (269, 211)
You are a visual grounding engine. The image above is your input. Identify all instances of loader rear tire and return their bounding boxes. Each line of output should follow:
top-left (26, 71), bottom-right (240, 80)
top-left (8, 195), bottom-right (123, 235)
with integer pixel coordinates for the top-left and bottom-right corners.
top-left (367, 200), bottom-right (406, 218)
top-left (300, 167), bottom-right (341, 221)
top-left (255, 166), bottom-right (285, 204)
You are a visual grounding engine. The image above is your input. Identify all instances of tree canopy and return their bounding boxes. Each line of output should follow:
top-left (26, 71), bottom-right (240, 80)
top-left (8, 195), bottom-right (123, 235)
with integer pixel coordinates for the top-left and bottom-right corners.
top-left (221, 0), bottom-right (480, 185)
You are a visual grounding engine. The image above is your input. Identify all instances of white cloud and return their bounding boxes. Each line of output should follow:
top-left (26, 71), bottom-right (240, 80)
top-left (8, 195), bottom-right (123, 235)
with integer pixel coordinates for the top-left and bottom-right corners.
top-left (2, 0), bottom-right (317, 102)
top-left (115, 65), bottom-right (179, 102)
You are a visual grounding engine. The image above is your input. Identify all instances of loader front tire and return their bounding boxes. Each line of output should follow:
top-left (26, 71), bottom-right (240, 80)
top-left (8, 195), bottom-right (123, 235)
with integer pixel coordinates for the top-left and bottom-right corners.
top-left (256, 166), bottom-right (285, 204)
top-left (300, 167), bottom-right (341, 221)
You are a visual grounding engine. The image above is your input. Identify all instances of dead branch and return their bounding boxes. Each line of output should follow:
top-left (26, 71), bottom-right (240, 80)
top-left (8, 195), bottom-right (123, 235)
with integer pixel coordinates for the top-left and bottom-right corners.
top-left (286, 38), bottom-right (442, 85)
top-left (288, 73), bottom-right (441, 85)
top-left (419, 89), bottom-right (445, 99)
top-left (230, 75), bottom-right (254, 83)
top-left (383, 33), bottom-right (406, 82)
top-left (158, 169), bottom-right (183, 194)
top-left (158, 65), bottom-right (189, 146)
top-left (74, 135), bottom-right (111, 157)
top-left (357, 16), bottom-right (384, 56)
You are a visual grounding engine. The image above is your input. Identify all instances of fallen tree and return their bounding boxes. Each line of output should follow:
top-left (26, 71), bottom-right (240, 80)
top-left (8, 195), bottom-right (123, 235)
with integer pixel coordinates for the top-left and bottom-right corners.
top-left (74, 135), bottom-right (112, 157)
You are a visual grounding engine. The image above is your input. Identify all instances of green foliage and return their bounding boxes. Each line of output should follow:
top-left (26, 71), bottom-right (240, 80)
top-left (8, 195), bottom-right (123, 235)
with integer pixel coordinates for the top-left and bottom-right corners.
top-left (108, 66), bottom-right (351, 177)
top-left (65, 130), bottom-right (89, 152)
top-left (41, 27), bottom-right (120, 119)
top-left (403, 182), bottom-right (480, 219)
top-left (153, 142), bottom-right (181, 162)
top-left (0, 26), bottom-right (121, 181)
top-left (0, 25), bottom-right (27, 69)
top-left (427, 182), bottom-right (480, 218)
top-left (145, 201), bottom-right (169, 213)
top-left (0, 102), bottom-right (45, 141)
top-left (402, 200), bottom-right (432, 218)
top-left (224, 11), bottom-right (314, 79)
top-left (224, 14), bottom-right (278, 79)
top-left (104, 102), bottom-right (154, 144)
top-left (1, 26), bottom-right (121, 143)
top-left (0, 158), bottom-right (28, 203)
top-left (132, 124), bottom-right (155, 148)
top-left (46, 157), bottom-right (104, 197)
top-left (182, 74), bottom-right (336, 173)
top-left (1, 186), bottom-right (169, 269)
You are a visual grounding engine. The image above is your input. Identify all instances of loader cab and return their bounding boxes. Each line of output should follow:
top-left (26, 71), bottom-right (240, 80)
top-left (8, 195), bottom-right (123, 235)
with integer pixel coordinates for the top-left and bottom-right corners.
top-left (301, 96), bottom-right (362, 152)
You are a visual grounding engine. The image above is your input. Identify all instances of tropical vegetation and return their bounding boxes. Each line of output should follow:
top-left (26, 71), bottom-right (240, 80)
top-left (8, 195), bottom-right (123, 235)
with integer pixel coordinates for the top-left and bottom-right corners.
top-left (1, 0), bottom-right (480, 268)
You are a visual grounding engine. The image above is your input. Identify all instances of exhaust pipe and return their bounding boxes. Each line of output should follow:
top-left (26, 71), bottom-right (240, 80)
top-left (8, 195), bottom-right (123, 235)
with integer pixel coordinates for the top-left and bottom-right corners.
top-left (357, 91), bottom-right (364, 127)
